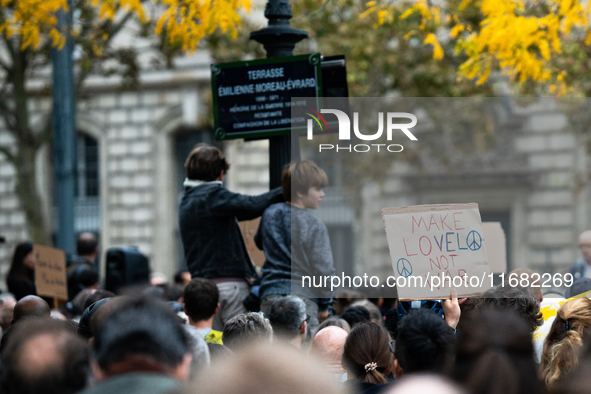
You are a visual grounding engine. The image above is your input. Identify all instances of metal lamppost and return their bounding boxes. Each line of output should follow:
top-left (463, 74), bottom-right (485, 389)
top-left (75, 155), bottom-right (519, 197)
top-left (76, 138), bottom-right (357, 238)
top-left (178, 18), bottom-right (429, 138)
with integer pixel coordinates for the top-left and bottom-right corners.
top-left (52, 2), bottom-right (76, 254)
top-left (250, 0), bottom-right (308, 189)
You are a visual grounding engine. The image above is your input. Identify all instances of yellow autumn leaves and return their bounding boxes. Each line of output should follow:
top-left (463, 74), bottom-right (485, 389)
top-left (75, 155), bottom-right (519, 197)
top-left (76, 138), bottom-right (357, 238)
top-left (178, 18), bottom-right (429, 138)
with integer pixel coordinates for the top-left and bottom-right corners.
top-left (0, 0), bottom-right (251, 54)
top-left (364, 0), bottom-right (591, 96)
top-left (155, 0), bottom-right (251, 52)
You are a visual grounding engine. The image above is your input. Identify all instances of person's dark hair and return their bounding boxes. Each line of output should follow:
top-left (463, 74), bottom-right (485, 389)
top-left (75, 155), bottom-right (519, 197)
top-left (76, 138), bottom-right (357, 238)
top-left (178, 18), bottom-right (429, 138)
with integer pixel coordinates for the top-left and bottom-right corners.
top-left (281, 160), bottom-right (328, 202)
top-left (83, 290), bottom-right (115, 312)
top-left (76, 234), bottom-right (98, 256)
top-left (174, 270), bottom-right (189, 285)
top-left (340, 306), bottom-right (371, 328)
top-left (395, 308), bottom-right (456, 375)
top-left (222, 312), bottom-right (273, 351)
top-left (7, 242), bottom-right (34, 285)
top-left (93, 296), bottom-right (190, 374)
top-left (78, 269), bottom-right (99, 287)
top-left (185, 143), bottom-right (230, 181)
top-left (1, 318), bottom-right (90, 394)
top-left (164, 284), bottom-right (185, 302)
top-left (384, 307), bottom-right (399, 339)
top-left (342, 322), bottom-right (392, 384)
top-left (453, 309), bottom-right (542, 394)
top-left (480, 286), bottom-right (543, 333)
top-left (268, 296), bottom-right (307, 339)
top-left (184, 278), bottom-right (219, 322)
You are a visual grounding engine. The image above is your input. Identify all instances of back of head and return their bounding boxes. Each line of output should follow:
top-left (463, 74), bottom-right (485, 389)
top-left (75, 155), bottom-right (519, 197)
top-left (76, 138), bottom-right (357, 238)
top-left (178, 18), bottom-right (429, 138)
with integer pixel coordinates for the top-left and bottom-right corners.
top-left (281, 160), bottom-right (328, 202)
top-left (505, 268), bottom-right (543, 302)
top-left (312, 326), bottom-right (349, 374)
top-left (351, 299), bottom-right (382, 323)
top-left (12, 295), bottom-right (50, 325)
top-left (334, 291), bottom-right (366, 314)
top-left (481, 286), bottom-right (543, 333)
top-left (187, 343), bottom-right (341, 394)
top-left (268, 296), bottom-right (307, 340)
top-left (93, 296), bottom-right (190, 377)
top-left (184, 278), bottom-right (219, 322)
top-left (315, 316), bottom-right (351, 334)
top-left (185, 143), bottom-right (229, 181)
top-left (83, 290), bottom-right (115, 312)
top-left (222, 312), bottom-right (273, 351)
top-left (541, 298), bottom-right (591, 388)
top-left (342, 322), bottom-right (392, 384)
top-left (340, 305), bottom-right (371, 328)
top-left (395, 309), bottom-right (455, 375)
top-left (1, 318), bottom-right (90, 394)
top-left (453, 309), bottom-right (541, 394)
top-left (76, 233), bottom-right (98, 256)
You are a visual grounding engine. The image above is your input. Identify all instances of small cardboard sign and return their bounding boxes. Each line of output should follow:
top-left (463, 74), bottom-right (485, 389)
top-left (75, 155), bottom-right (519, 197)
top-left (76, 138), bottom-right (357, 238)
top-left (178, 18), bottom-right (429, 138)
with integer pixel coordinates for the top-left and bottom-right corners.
top-left (33, 245), bottom-right (68, 300)
top-left (239, 218), bottom-right (266, 267)
top-left (482, 222), bottom-right (507, 274)
top-left (382, 203), bottom-right (491, 300)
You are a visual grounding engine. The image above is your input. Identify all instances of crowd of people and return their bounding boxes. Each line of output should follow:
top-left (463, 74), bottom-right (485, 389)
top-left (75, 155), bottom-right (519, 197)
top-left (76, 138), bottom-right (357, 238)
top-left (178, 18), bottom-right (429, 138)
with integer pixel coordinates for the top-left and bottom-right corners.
top-left (1, 143), bottom-right (591, 394)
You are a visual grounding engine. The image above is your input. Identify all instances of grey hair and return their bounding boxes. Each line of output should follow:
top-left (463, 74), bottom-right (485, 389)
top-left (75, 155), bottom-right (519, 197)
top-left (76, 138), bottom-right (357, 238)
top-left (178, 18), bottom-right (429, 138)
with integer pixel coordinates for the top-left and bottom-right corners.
top-left (268, 296), bottom-right (307, 339)
top-left (222, 312), bottom-right (273, 350)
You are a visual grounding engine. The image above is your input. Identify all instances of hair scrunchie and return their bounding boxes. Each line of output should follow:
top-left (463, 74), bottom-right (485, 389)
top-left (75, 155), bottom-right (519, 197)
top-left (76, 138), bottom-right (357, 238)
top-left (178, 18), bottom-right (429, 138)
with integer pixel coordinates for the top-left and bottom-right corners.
top-left (365, 362), bottom-right (377, 373)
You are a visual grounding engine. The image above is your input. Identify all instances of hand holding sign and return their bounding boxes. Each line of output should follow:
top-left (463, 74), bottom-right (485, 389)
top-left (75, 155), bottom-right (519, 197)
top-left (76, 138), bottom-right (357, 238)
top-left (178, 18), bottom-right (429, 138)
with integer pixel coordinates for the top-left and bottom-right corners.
top-left (382, 203), bottom-right (491, 300)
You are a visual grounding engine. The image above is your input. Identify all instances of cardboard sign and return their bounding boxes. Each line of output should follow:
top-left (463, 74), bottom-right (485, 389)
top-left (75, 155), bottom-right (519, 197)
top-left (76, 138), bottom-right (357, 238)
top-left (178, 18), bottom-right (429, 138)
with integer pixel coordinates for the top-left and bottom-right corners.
top-left (482, 222), bottom-right (507, 273)
top-left (33, 245), bottom-right (68, 300)
top-left (382, 203), bottom-right (491, 300)
top-left (239, 218), bottom-right (266, 268)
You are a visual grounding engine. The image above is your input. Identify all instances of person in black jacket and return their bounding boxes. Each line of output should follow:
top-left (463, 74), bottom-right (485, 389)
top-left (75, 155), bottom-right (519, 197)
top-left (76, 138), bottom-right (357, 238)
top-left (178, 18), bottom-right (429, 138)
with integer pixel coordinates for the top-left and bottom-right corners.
top-left (6, 242), bottom-right (37, 300)
top-left (179, 143), bottom-right (283, 331)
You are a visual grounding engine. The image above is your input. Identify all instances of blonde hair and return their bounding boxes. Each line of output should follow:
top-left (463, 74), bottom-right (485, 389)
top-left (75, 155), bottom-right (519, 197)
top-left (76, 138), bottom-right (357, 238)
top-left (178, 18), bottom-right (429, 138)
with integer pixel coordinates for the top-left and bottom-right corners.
top-left (540, 298), bottom-right (591, 388)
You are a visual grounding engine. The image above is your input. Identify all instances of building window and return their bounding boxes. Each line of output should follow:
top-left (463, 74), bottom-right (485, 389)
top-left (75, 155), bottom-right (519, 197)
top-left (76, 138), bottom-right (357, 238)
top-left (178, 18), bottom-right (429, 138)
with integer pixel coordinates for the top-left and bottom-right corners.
top-left (74, 133), bottom-right (100, 232)
top-left (52, 133), bottom-right (101, 236)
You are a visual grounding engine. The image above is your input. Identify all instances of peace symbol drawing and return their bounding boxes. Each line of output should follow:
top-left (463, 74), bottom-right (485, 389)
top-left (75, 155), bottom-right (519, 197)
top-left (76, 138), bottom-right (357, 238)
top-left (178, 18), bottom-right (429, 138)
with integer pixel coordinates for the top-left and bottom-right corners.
top-left (466, 230), bottom-right (482, 251)
top-left (397, 258), bottom-right (413, 278)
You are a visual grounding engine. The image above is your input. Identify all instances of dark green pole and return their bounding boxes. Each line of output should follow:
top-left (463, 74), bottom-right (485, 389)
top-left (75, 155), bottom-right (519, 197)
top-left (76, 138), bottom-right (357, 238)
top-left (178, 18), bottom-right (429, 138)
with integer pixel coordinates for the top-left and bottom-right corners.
top-left (250, 0), bottom-right (307, 189)
top-left (51, 2), bottom-right (76, 254)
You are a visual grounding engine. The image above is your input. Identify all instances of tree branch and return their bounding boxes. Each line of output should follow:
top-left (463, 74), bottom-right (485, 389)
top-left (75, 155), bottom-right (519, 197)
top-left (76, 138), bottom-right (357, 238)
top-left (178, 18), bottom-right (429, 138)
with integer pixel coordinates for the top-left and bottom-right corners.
top-left (0, 145), bottom-right (15, 163)
top-left (0, 96), bottom-right (17, 131)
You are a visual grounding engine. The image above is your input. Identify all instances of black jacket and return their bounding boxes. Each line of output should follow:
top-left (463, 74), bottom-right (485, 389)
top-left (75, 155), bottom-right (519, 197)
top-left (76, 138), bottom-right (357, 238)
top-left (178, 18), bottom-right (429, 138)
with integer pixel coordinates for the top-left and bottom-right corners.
top-left (179, 182), bottom-right (283, 279)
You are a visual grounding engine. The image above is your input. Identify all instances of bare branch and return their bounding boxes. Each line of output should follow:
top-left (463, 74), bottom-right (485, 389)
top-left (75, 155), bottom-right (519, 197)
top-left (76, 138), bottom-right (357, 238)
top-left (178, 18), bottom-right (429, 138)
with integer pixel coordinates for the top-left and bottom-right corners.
top-left (0, 145), bottom-right (15, 163)
top-left (0, 97), bottom-right (17, 131)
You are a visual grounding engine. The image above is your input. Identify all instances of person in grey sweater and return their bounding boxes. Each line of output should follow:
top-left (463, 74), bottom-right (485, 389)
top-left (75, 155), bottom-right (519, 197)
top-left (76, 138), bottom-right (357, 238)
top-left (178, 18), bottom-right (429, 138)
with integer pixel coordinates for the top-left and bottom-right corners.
top-left (256, 160), bottom-right (335, 336)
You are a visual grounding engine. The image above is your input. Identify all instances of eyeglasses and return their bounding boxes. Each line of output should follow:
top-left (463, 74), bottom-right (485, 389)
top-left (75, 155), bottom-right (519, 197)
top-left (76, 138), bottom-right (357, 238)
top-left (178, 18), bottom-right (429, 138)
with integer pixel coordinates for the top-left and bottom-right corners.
top-left (389, 340), bottom-right (395, 354)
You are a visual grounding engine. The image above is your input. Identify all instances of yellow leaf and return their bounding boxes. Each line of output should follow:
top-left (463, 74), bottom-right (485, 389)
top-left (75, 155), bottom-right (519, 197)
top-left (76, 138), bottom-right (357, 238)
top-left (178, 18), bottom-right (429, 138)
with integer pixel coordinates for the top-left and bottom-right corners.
top-left (424, 33), bottom-right (444, 59)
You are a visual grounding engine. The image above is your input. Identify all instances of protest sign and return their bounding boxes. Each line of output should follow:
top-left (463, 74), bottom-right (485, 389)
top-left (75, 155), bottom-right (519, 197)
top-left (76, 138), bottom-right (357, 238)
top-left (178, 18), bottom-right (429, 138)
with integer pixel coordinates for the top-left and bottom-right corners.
top-left (33, 245), bottom-right (68, 300)
top-left (239, 218), bottom-right (266, 267)
top-left (382, 203), bottom-right (491, 300)
top-left (482, 222), bottom-right (507, 273)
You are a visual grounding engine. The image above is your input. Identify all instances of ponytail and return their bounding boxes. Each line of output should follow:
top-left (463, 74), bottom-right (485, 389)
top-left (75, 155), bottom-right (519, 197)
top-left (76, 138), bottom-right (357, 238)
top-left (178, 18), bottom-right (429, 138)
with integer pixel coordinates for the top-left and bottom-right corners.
top-left (540, 298), bottom-right (591, 388)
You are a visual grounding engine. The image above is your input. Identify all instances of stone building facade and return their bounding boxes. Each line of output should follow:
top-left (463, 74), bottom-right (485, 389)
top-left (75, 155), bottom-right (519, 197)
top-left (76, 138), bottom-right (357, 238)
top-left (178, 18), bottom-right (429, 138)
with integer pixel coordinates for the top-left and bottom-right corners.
top-left (355, 99), bottom-right (591, 281)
